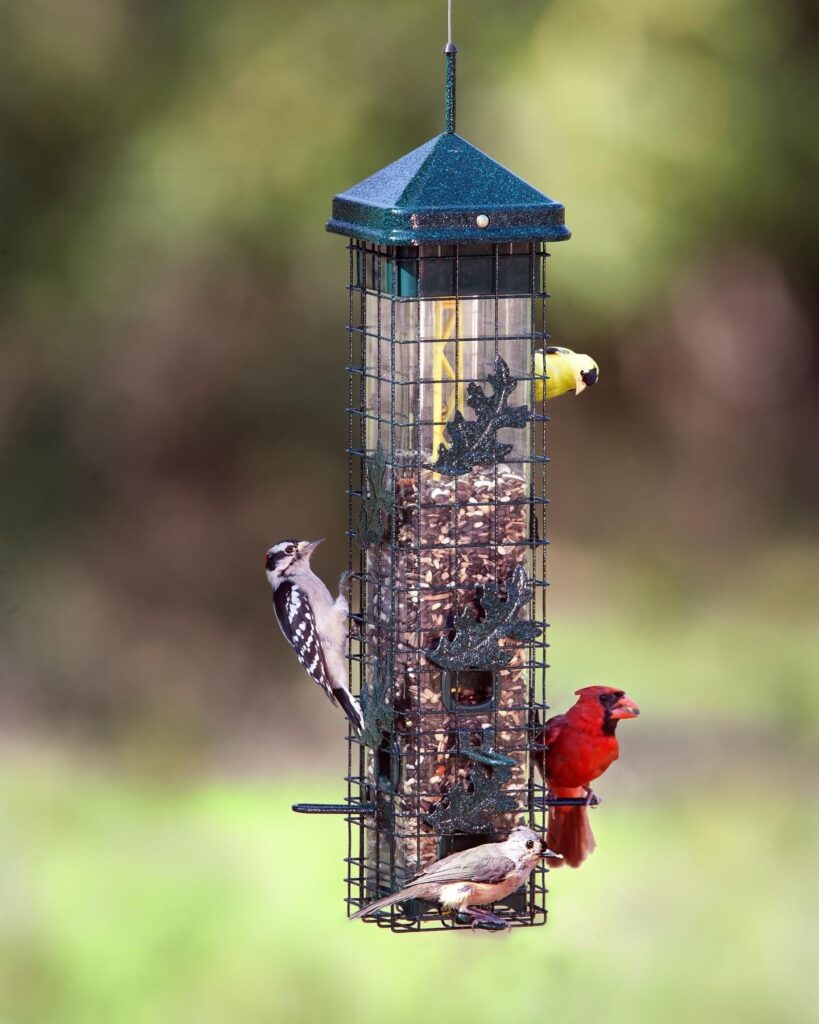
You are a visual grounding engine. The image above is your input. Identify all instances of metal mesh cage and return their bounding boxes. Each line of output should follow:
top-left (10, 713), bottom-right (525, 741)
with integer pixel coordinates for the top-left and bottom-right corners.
top-left (343, 241), bottom-right (552, 932)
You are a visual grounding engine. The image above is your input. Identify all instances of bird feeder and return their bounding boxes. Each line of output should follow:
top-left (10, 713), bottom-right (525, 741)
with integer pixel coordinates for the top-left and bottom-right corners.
top-left (294, 36), bottom-right (570, 932)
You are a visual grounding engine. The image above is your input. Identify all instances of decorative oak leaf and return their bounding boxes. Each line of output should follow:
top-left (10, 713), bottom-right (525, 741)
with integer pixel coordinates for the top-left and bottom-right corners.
top-left (425, 728), bottom-right (518, 835)
top-left (357, 442), bottom-right (393, 548)
top-left (359, 658), bottom-right (395, 750)
top-left (427, 564), bottom-right (542, 672)
top-left (431, 356), bottom-right (531, 476)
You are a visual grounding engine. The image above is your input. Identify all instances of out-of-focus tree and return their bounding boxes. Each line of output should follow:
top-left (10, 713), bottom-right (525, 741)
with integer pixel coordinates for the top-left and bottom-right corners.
top-left (0, 0), bottom-right (816, 743)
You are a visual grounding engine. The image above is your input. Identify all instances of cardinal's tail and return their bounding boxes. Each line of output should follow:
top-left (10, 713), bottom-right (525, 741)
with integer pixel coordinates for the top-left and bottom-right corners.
top-left (546, 790), bottom-right (596, 869)
top-left (349, 884), bottom-right (422, 921)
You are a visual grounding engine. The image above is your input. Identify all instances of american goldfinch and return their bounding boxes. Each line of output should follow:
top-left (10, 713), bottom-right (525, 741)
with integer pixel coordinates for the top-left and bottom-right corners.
top-left (534, 346), bottom-right (599, 402)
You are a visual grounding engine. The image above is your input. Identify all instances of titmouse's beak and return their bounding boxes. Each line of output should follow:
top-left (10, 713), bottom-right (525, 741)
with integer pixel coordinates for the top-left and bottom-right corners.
top-left (300, 539), bottom-right (324, 557)
top-left (542, 847), bottom-right (562, 860)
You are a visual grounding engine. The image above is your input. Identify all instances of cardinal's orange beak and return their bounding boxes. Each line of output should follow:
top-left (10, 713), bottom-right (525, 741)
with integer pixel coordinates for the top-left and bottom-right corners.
top-left (610, 694), bottom-right (640, 719)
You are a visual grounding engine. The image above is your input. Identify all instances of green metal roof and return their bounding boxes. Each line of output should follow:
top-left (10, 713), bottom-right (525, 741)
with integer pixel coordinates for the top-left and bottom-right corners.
top-left (326, 132), bottom-right (570, 246)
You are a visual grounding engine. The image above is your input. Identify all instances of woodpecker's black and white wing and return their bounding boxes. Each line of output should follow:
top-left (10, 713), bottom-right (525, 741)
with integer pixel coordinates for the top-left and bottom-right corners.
top-left (273, 581), bottom-right (338, 707)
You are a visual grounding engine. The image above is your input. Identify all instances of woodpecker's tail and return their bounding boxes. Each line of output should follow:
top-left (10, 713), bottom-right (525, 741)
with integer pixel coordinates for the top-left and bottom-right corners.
top-left (335, 688), bottom-right (365, 733)
top-left (349, 885), bottom-right (422, 921)
top-left (546, 790), bottom-right (597, 869)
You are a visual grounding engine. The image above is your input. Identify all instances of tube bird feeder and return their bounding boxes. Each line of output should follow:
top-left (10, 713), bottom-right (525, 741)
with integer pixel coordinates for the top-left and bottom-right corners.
top-left (295, 31), bottom-right (570, 933)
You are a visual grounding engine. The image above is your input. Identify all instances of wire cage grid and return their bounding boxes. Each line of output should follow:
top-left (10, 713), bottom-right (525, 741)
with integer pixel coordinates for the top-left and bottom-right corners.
top-left (343, 240), bottom-right (552, 932)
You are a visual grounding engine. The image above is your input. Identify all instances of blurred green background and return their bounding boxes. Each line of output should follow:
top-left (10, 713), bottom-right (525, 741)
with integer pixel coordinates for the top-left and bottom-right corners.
top-left (1, 1), bottom-right (817, 1021)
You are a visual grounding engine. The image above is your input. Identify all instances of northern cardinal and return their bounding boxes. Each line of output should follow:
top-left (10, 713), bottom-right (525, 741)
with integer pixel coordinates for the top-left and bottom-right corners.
top-left (534, 686), bottom-right (640, 868)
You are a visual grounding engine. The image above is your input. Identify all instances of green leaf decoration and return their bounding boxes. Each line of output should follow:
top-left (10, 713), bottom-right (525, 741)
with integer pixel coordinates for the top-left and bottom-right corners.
top-left (455, 727), bottom-right (516, 769)
top-left (357, 442), bottom-right (393, 548)
top-left (427, 564), bottom-right (542, 672)
top-left (425, 728), bottom-right (517, 835)
top-left (359, 658), bottom-right (395, 750)
top-left (431, 356), bottom-right (531, 476)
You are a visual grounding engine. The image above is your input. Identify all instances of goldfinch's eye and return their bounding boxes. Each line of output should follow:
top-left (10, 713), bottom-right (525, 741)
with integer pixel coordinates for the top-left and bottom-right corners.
top-left (525, 839), bottom-right (534, 849)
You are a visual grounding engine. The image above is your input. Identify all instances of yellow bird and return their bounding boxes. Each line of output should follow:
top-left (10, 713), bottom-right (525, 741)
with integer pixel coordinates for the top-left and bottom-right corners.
top-left (534, 346), bottom-right (599, 402)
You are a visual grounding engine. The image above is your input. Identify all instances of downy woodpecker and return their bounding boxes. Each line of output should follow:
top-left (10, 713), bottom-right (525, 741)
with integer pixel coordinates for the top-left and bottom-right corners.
top-left (264, 539), bottom-right (364, 732)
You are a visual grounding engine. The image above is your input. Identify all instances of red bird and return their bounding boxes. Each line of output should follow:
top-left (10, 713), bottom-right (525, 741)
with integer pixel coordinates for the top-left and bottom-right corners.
top-left (534, 685), bottom-right (640, 868)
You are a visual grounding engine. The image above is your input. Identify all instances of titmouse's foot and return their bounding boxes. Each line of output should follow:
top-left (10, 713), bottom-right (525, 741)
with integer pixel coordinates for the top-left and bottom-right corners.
top-left (459, 907), bottom-right (509, 932)
top-left (583, 787), bottom-right (601, 808)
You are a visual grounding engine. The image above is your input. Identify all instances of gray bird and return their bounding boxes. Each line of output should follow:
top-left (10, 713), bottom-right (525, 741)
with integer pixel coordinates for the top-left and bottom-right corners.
top-left (350, 825), bottom-right (557, 929)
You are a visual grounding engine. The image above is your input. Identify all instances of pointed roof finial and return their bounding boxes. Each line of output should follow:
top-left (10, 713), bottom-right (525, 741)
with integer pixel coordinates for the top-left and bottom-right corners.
top-left (326, 0), bottom-right (570, 246)
top-left (444, 1), bottom-right (457, 133)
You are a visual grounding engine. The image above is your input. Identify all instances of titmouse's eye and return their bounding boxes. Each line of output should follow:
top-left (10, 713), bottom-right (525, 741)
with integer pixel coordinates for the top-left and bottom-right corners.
top-left (525, 839), bottom-right (534, 850)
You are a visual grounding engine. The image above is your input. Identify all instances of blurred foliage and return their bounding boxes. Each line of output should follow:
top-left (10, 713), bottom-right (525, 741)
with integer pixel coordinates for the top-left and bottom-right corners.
top-left (0, 754), bottom-right (817, 1024)
top-left (0, 0), bottom-right (816, 740)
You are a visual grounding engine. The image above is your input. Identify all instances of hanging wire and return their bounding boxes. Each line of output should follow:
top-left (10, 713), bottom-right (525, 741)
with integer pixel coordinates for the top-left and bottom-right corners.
top-left (447, 0), bottom-right (453, 46)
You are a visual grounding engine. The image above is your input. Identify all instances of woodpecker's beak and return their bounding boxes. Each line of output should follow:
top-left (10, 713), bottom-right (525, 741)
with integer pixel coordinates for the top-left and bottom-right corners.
top-left (610, 694), bottom-right (640, 719)
top-left (300, 539), bottom-right (324, 557)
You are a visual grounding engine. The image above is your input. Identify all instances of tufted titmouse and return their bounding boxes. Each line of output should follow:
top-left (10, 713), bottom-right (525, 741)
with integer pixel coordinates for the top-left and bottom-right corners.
top-left (350, 826), bottom-right (558, 929)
